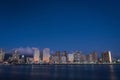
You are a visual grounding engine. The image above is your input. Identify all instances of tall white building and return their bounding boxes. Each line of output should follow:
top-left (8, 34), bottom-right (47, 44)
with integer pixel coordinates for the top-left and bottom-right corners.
top-left (68, 54), bottom-right (74, 63)
top-left (33, 48), bottom-right (40, 64)
top-left (0, 49), bottom-right (5, 62)
top-left (108, 51), bottom-right (112, 63)
top-left (43, 48), bottom-right (50, 63)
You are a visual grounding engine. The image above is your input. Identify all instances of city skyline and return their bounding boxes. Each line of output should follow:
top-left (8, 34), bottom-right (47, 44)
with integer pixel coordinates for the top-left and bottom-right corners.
top-left (0, 48), bottom-right (115, 64)
top-left (0, 47), bottom-right (117, 58)
top-left (0, 0), bottom-right (120, 57)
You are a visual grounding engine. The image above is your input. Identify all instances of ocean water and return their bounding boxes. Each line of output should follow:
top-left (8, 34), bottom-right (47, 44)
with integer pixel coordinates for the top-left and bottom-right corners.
top-left (0, 64), bottom-right (120, 80)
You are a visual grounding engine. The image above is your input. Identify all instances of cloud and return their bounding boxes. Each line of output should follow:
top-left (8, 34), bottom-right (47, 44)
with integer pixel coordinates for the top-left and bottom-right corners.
top-left (13, 47), bottom-right (34, 55)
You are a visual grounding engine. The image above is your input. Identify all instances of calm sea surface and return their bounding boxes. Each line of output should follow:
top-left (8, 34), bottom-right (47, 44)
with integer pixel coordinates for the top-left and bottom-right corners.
top-left (0, 64), bottom-right (120, 80)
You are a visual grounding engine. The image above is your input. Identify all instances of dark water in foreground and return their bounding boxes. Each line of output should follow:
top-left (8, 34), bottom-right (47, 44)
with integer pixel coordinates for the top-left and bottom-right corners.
top-left (0, 64), bottom-right (120, 80)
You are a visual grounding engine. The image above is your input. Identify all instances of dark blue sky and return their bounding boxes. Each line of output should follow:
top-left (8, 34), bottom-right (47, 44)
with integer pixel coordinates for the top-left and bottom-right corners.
top-left (0, 0), bottom-right (120, 56)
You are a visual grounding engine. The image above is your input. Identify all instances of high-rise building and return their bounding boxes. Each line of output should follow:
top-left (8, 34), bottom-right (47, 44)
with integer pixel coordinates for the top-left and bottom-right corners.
top-left (68, 53), bottom-right (74, 63)
top-left (20, 55), bottom-right (25, 64)
top-left (102, 51), bottom-right (112, 63)
top-left (49, 54), bottom-right (55, 64)
top-left (62, 51), bottom-right (68, 62)
top-left (12, 50), bottom-right (20, 64)
top-left (73, 51), bottom-right (81, 63)
top-left (54, 51), bottom-right (61, 64)
top-left (0, 48), bottom-right (5, 62)
top-left (54, 56), bottom-right (58, 64)
top-left (91, 52), bottom-right (98, 63)
top-left (55, 51), bottom-right (61, 57)
top-left (61, 56), bottom-right (67, 64)
top-left (33, 48), bottom-right (40, 64)
top-left (80, 54), bottom-right (86, 63)
top-left (43, 48), bottom-right (50, 63)
top-left (86, 54), bottom-right (93, 63)
top-left (86, 52), bottom-right (98, 64)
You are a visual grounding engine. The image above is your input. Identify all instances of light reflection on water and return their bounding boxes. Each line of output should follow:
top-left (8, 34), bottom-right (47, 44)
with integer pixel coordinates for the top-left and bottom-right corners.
top-left (0, 65), bottom-right (120, 80)
top-left (109, 65), bottom-right (116, 80)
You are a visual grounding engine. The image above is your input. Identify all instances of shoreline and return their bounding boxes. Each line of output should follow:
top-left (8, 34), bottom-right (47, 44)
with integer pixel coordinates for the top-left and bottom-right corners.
top-left (1, 63), bottom-right (120, 66)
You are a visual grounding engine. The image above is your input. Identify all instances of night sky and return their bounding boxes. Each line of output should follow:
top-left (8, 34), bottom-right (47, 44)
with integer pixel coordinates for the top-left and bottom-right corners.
top-left (0, 0), bottom-right (120, 56)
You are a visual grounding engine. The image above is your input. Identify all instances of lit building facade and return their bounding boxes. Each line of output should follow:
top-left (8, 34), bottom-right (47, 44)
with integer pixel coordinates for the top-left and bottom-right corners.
top-left (86, 54), bottom-right (93, 63)
top-left (49, 54), bottom-right (55, 64)
top-left (91, 52), bottom-right (98, 63)
top-left (26, 57), bottom-right (34, 64)
top-left (33, 48), bottom-right (40, 64)
top-left (54, 56), bottom-right (60, 64)
top-left (0, 48), bottom-right (5, 62)
top-left (12, 50), bottom-right (20, 63)
top-left (43, 48), bottom-right (50, 63)
top-left (61, 56), bottom-right (67, 64)
top-left (102, 51), bottom-right (112, 63)
top-left (20, 55), bottom-right (25, 63)
top-left (73, 51), bottom-right (81, 63)
top-left (68, 53), bottom-right (74, 63)
top-left (80, 54), bottom-right (86, 63)
top-left (54, 51), bottom-right (61, 64)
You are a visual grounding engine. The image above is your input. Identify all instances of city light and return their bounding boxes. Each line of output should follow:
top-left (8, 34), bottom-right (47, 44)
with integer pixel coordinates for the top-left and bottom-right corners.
top-left (0, 48), bottom-right (117, 65)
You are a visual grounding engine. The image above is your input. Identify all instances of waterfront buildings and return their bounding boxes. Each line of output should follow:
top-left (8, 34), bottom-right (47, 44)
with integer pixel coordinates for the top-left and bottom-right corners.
top-left (91, 52), bottom-right (98, 63)
top-left (49, 54), bottom-right (55, 64)
top-left (33, 48), bottom-right (40, 64)
top-left (62, 51), bottom-right (68, 61)
top-left (0, 49), bottom-right (5, 62)
top-left (73, 51), bottom-right (81, 63)
top-left (54, 51), bottom-right (61, 64)
top-left (20, 55), bottom-right (25, 64)
top-left (54, 56), bottom-right (60, 64)
top-left (80, 54), bottom-right (86, 64)
top-left (86, 54), bottom-right (93, 63)
top-left (26, 57), bottom-right (34, 64)
top-left (102, 51), bottom-right (112, 63)
top-left (43, 48), bottom-right (50, 63)
top-left (12, 50), bottom-right (20, 63)
top-left (61, 56), bottom-right (67, 64)
top-left (0, 47), bottom-right (115, 64)
top-left (85, 52), bottom-right (98, 64)
top-left (68, 53), bottom-right (74, 63)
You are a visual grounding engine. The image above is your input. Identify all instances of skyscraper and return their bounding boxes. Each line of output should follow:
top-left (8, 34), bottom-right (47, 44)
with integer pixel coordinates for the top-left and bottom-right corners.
top-left (68, 53), bottom-right (74, 63)
top-left (43, 48), bottom-right (50, 63)
top-left (91, 52), bottom-right (98, 63)
top-left (73, 51), bottom-right (81, 63)
top-left (12, 50), bottom-right (20, 64)
top-left (80, 54), bottom-right (86, 63)
top-left (54, 51), bottom-right (61, 64)
top-left (20, 55), bottom-right (25, 64)
top-left (62, 51), bottom-right (68, 62)
top-left (33, 48), bottom-right (40, 64)
top-left (0, 48), bottom-right (5, 62)
top-left (102, 51), bottom-right (112, 63)
top-left (86, 54), bottom-right (93, 63)
top-left (61, 56), bottom-right (67, 64)
top-left (49, 54), bottom-right (55, 64)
